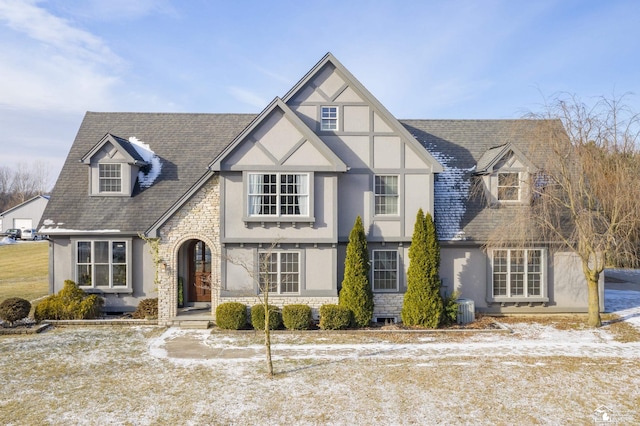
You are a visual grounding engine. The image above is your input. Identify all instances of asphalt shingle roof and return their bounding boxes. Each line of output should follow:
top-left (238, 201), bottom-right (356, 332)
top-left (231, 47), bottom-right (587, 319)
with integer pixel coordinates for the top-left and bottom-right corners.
top-left (41, 112), bottom-right (256, 234)
top-left (43, 113), bottom-right (559, 243)
top-left (401, 119), bottom-right (560, 242)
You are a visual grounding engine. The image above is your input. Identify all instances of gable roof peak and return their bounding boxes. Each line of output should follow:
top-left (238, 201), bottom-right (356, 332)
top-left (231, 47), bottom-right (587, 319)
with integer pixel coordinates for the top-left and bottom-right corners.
top-left (80, 133), bottom-right (149, 166)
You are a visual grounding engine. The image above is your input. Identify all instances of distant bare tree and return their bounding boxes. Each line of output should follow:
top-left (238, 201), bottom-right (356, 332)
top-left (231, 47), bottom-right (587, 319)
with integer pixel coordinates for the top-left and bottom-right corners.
top-left (0, 162), bottom-right (51, 211)
top-left (485, 93), bottom-right (640, 327)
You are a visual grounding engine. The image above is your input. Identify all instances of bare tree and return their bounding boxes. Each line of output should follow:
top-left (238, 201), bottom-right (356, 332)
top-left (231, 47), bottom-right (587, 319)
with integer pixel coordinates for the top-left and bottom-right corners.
top-left (486, 93), bottom-right (640, 327)
top-left (198, 241), bottom-right (288, 377)
top-left (0, 162), bottom-right (51, 211)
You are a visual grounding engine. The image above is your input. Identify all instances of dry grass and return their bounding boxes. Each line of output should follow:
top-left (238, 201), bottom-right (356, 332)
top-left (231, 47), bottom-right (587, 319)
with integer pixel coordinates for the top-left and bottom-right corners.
top-left (1, 326), bottom-right (639, 425)
top-left (0, 242), bottom-right (49, 302)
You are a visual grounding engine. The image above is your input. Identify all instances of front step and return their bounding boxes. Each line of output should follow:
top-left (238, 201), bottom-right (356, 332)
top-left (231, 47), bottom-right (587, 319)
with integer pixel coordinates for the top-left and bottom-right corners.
top-left (172, 319), bottom-right (212, 329)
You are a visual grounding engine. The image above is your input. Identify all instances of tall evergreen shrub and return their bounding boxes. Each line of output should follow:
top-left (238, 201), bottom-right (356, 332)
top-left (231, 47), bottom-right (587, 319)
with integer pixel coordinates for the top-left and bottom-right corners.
top-left (339, 216), bottom-right (373, 327)
top-left (401, 209), bottom-right (443, 328)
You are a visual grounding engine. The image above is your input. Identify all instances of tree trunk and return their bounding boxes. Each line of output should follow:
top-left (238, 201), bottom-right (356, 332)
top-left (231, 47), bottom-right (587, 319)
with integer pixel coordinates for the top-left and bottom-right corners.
top-left (586, 271), bottom-right (602, 328)
top-left (264, 292), bottom-right (274, 377)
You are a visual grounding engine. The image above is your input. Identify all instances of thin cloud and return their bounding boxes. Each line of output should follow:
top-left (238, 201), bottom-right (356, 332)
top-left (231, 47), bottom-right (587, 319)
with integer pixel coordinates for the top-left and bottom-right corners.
top-left (0, 0), bottom-right (121, 65)
top-left (227, 86), bottom-right (268, 111)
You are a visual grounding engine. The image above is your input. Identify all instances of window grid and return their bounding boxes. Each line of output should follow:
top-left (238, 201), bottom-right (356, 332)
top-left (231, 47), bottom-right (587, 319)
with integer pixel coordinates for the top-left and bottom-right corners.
top-left (99, 164), bottom-right (122, 193)
top-left (497, 172), bottom-right (520, 201)
top-left (374, 175), bottom-right (399, 215)
top-left (259, 252), bottom-right (300, 294)
top-left (321, 106), bottom-right (338, 130)
top-left (77, 241), bottom-right (127, 288)
top-left (492, 249), bottom-right (543, 298)
top-left (372, 250), bottom-right (398, 291)
top-left (248, 173), bottom-right (309, 217)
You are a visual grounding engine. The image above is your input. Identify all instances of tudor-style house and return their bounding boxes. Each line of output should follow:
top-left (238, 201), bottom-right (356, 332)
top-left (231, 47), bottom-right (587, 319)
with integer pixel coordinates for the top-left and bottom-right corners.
top-left (40, 53), bottom-right (601, 325)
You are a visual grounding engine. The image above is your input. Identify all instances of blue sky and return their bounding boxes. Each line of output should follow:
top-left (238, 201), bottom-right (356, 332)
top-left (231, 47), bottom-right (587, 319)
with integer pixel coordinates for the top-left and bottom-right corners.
top-left (1, 0), bottom-right (639, 187)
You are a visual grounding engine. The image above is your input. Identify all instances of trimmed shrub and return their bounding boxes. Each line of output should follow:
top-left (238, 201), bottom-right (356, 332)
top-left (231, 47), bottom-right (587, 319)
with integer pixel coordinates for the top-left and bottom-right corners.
top-left (132, 298), bottom-right (158, 319)
top-left (401, 209), bottom-right (443, 328)
top-left (0, 297), bottom-right (31, 326)
top-left (339, 215), bottom-right (373, 328)
top-left (34, 280), bottom-right (104, 321)
top-left (319, 304), bottom-right (351, 330)
top-left (282, 304), bottom-right (313, 330)
top-left (250, 304), bottom-right (282, 330)
top-left (215, 302), bottom-right (247, 330)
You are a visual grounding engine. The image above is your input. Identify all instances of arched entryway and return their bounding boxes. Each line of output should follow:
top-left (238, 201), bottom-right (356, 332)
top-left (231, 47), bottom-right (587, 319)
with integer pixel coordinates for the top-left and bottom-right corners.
top-left (178, 239), bottom-right (212, 307)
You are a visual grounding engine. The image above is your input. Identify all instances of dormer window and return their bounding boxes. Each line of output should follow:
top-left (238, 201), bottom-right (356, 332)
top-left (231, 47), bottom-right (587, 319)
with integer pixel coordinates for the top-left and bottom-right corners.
top-left (99, 164), bottom-right (122, 193)
top-left (497, 172), bottom-right (520, 201)
top-left (321, 106), bottom-right (338, 131)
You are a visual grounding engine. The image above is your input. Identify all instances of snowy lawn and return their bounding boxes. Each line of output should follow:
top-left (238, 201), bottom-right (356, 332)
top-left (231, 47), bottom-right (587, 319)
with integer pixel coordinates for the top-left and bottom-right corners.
top-left (1, 289), bottom-right (639, 425)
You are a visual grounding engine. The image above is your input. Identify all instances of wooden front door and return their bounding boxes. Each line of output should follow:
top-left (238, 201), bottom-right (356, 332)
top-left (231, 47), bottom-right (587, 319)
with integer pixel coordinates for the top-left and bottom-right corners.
top-left (188, 241), bottom-right (211, 303)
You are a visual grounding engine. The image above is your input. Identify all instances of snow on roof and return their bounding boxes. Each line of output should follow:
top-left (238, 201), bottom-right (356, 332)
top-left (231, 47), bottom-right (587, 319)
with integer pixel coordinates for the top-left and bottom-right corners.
top-left (427, 145), bottom-right (475, 241)
top-left (39, 227), bottom-right (121, 234)
top-left (129, 136), bottom-right (162, 188)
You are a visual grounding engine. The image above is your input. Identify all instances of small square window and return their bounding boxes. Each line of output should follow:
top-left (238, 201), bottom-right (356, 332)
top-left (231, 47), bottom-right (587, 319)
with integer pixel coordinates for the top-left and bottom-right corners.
top-left (497, 172), bottom-right (520, 201)
top-left (321, 106), bottom-right (338, 131)
top-left (99, 164), bottom-right (122, 193)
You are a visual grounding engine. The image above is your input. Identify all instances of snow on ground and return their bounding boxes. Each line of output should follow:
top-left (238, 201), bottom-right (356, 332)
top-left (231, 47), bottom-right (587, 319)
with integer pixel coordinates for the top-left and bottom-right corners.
top-left (3, 273), bottom-right (640, 425)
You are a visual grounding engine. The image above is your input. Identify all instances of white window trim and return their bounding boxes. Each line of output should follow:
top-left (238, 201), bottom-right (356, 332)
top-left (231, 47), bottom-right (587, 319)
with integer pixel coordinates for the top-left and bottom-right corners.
top-left (258, 250), bottom-right (301, 295)
top-left (496, 171), bottom-right (521, 202)
top-left (374, 175), bottom-right (400, 216)
top-left (98, 163), bottom-right (123, 194)
top-left (320, 106), bottom-right (338, 131)
top-left (73, 238), bottom-right (132, 293)
top-left (488, 248), bottom-right (548, 303)
top-left (245, 172), bottom-right (313, 222)
top-left (372, 249), bottom-right (399, 292)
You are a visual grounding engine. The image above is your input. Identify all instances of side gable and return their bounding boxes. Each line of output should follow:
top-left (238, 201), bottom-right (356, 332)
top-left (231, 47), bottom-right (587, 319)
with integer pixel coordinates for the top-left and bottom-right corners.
top-left (210, 98), bottom-right (347, 172)
top-left (283, 53), bottom-right (443, 173)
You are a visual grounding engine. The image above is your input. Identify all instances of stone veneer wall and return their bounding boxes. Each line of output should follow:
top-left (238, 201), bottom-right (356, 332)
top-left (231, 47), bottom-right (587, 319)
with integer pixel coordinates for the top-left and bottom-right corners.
top-left (156, 177), bottom-right (221, 325)
top-left (220, 296), bottom-right (339, 321)
top-left (373, 293), bottom-right (404, 321)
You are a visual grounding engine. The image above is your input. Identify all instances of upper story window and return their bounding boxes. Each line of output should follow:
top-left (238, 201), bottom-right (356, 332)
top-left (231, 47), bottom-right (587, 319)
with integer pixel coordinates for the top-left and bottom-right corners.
top-left (374, 175), bottom-right (399, 215)
top-left (248, 173), bottom-right (309, 217)
top-left (372, 250), bottom-right (398, 291)
top-left (99, 164), bottom-right (122, 193)
top-left (320, 106), bottom-right (338, 131)
top-left (497, 172), bottom-right (520, 201)
top-left (76, 240), bottom-right (129, 290)
top-left (259, 251), bottom-right (300, 294)
top-left (492, 249), bottom-right (543, 298)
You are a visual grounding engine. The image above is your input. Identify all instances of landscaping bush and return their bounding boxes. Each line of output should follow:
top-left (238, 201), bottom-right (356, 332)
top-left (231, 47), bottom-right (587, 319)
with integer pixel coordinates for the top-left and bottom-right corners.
top-left (34, 280), bottom-right (103, 321)
top-left (215, 302), bottom-right (248, 330)
top-left (250, 304), bottom-right (282, 330)
top-left (282, 304), bottom-right (313, 330)
top-left (0, 297), bottom-right (31, 326)
top-left (132, 298), bottom-right (158, 319)
top-left (402, 209), bottom-right (443, 328)
top-left (339, 216), bottom-right (374, 328)
top-left (441, 291), bottom-right (460, 326)
top-left (319, 304), bottom-right (351, 330)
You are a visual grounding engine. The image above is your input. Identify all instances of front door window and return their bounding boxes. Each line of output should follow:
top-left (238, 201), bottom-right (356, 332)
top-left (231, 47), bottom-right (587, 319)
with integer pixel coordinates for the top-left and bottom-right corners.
top-left (189, 241), bottom-right (211, 303)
